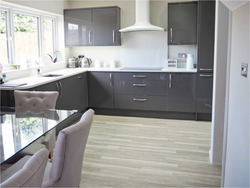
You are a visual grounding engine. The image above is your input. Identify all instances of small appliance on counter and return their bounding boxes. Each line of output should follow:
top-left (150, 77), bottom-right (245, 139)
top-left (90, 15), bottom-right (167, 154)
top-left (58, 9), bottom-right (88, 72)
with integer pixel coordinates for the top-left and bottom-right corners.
top-left (167, 59), bottom-right (177, 69)
top-left (186, 54), bottom-right (194, 69)
top-left (78, 55), bottom-right (92, 68)
top-left (67, 57), bottom-right (79, 68)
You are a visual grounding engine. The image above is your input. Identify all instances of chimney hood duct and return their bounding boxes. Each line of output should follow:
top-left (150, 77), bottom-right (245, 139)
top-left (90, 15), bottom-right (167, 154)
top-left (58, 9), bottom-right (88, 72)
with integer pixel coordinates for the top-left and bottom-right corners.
top-left (119, 0), bottom-right (165, 32)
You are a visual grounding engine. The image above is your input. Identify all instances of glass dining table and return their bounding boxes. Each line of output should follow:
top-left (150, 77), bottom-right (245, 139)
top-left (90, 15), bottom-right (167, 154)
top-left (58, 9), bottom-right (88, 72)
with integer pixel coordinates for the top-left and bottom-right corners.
top-left (0, 107), bottom-right (76, 164)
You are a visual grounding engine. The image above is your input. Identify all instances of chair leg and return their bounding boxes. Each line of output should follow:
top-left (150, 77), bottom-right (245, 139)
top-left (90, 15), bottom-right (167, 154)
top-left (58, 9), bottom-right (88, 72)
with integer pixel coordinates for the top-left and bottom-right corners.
top-left (49, 151), bottom-right (54, 159)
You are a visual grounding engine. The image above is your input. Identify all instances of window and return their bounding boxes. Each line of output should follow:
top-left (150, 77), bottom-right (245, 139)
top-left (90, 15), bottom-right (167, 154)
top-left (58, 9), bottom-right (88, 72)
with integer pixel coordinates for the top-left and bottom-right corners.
top-left (13, 13), bottom-right (39, 65)
top-left (0, 10), bottom-right (9, 65)
top-left (0, 3), bottom-right (57, 69)
top-left (43, 18), bottom-right (54, 56)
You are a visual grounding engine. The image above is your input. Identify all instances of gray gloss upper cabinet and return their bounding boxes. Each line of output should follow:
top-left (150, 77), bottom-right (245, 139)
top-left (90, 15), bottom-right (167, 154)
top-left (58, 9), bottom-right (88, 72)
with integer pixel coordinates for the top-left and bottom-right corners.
top-left (64, 6), bottom-right (120, 47)
top-left (64, 9), bottom-right (92, 46)
top-left (92, 7), bottom-right (120, 46)
top-left (167, 73), bottom-right (196, 112)
top-left (168, 2), bottom-right (197, 45)
top-left (197, 0), bottom-right (215, 72)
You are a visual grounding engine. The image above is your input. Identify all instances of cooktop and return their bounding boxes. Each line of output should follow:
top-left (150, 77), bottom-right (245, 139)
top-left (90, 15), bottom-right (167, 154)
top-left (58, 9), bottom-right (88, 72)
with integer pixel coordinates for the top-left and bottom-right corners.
top-left (120, 67), bottom-right (163, 70)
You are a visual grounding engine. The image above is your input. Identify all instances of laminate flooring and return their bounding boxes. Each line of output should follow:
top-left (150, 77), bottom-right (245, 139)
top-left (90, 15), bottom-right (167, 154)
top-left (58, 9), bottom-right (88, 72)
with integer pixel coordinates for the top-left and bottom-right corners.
top-left (80, 115), bottom-right (221, 187)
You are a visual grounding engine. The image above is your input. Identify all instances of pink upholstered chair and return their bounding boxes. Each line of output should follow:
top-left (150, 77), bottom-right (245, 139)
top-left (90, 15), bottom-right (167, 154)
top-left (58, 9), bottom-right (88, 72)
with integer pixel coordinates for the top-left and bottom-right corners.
top-left (0, 148), bottom-right (49, 187)
top-left (42, 109), bottom-right (94, 188)
top-left (14, 90), bottom-right (59, 159)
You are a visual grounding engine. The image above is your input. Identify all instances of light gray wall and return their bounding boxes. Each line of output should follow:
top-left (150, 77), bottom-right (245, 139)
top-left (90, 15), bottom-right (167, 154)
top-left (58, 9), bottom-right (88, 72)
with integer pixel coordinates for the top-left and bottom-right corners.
top-left (210, 1), bottom-right (229, 164)
top-left (223, 2), bottom-right (249, 187)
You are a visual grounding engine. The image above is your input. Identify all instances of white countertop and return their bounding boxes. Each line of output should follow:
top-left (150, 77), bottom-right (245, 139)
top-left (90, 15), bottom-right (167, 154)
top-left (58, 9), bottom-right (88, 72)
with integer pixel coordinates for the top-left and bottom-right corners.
top-left (0, 67), bottom-right (197, 90)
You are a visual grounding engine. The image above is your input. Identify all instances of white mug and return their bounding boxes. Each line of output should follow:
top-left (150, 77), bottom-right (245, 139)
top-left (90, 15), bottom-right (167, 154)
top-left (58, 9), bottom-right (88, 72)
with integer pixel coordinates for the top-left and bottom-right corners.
top-left (110, 60), bottom-right (116, 68)
top-left (95, 60), bottom-right (101, 68)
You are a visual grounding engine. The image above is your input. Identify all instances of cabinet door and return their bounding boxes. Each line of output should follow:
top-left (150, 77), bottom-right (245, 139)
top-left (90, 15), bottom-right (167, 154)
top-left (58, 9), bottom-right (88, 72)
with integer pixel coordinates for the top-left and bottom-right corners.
top-left (168, 73), bottom-right (196, 112)
top-left (92, 7), bottom-right (121, 46)
top-left (196, 73), bottom-right (213, 113)
top-left (168, 2), bottom-right (197, 45)
top-left (197, 1), bottom-right (215, 72)
top-left (64, 9), bottom-right (92, 46)
top-left (88, 72), bottom-right (114, 108)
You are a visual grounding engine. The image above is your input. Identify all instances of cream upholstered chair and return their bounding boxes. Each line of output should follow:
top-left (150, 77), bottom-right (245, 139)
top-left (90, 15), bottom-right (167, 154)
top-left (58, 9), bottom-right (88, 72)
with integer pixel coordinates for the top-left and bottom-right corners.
top-left (42, 109), bottom-right (94, 188)
top-left (0, 148), bottom-right (49, 187)
top-left (14, 90), bottom-right (59, 160)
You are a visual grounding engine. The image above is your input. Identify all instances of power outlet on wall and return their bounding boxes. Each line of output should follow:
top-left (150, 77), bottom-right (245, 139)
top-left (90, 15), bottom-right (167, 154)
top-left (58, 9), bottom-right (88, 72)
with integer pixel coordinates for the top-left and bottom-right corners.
top-left (241, 62), bottom-right (248, 78)
top-left (178, 53), bottom-right (187, 58)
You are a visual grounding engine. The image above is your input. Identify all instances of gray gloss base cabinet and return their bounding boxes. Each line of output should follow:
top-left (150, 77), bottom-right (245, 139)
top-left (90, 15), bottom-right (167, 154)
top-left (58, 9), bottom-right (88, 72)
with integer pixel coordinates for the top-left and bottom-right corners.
top-left (168, 73), bottom-right (196, 113)
top-left (168, 2), bottom-right (197, 45)
top-left (196, 73), bottom-right (213, 113)
top-left (88, 72), bottom-right (114, 108)
top-left (34, 73), bottom-right (88, 111)
top-left (64, 6), bottom-right (120, 46)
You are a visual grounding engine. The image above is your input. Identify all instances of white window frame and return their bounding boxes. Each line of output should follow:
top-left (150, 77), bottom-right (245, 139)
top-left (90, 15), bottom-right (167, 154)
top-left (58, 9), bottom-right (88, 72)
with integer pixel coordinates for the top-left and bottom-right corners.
top-left (0, 3), bottom-right (57, 68)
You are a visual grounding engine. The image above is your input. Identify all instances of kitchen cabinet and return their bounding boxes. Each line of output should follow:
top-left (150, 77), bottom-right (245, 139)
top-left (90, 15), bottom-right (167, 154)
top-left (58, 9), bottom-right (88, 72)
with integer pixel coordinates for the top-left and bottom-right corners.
top-left (197, 0), bottom-right (215, 72)
top-left (168, 2), bottom-right (197, 45)
top-left (114, 72), bottom-right (168, 111)
top-left (35, 73), bottom-right (88, 111)
top-left (88, 72), bottom-right (114, 108)
top-left (167, 73), bottom-right (196, 112)
top-left (64, 6), bottom-right (120, 46)
top-left (196, 73), bottom-right (213, 113)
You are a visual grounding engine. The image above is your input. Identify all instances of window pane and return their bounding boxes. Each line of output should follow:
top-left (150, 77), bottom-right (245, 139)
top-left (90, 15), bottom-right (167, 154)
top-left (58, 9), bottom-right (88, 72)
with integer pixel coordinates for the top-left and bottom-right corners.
top-left (43, 18), bottom-right (54, 56)
top-left (0, 11), bottom-right (9, 64)
top-left (14, 13), bottom-right (39, 65)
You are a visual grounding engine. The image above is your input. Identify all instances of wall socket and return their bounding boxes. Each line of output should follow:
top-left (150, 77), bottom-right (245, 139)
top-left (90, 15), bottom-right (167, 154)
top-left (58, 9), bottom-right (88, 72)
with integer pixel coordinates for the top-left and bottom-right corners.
top-left (178, 53), bottom-right (187, 58)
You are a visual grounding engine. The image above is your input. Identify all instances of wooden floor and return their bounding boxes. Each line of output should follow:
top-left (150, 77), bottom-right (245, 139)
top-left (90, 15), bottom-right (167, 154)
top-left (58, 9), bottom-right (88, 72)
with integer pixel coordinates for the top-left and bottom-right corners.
top-left (80, 115), bottom-right (221, 187)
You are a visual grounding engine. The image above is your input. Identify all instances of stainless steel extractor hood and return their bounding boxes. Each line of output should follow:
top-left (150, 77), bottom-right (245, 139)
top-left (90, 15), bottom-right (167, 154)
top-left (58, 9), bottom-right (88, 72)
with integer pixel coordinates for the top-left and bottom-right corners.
top-left (119, 0), bottom-right (165, 32)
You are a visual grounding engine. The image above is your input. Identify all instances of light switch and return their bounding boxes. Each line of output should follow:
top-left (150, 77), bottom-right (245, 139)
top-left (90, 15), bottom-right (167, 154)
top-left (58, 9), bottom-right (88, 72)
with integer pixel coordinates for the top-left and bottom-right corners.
top-left (241, 62), bottom-right (248, 78)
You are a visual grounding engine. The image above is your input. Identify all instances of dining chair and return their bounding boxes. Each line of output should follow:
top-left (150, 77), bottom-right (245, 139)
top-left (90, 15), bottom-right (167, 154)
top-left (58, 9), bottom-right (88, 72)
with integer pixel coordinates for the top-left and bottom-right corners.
top-left (0, 148), bottom-right (49, 187)
top-left (42, 109), bottom-right (94, 188)
top-left (14, 90), bottom-right (59, 160)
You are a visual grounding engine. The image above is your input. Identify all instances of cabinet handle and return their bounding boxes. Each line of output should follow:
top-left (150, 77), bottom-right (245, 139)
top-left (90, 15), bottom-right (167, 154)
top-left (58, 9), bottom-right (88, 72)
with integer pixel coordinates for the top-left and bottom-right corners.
top-left (133, 75), bottom-right (146, 78)
top-left (200, 68), bottom-right (213, 71)
top-left (110, 73), bottom-right (113, 87)
top-left (170, 28), bottom-right (173, 42)
top-left (59, 81), bottom-right (62, 97)
top-left (89, 31), bottom-right (92, 44)
top-left (200, 74), bottom-right (213, 77)
top-left (133, 84), bottom-right (146, 87)
top-left (78, 75), bottom-right (83, 79)
top-left (113, 30), bottom-right (115, 43)
top-left (133, 98), bottom-right (147, 102)
top-left (169, 74), bottom-right (172, 88)
top-left (55, 82), bottom-right (59, 94)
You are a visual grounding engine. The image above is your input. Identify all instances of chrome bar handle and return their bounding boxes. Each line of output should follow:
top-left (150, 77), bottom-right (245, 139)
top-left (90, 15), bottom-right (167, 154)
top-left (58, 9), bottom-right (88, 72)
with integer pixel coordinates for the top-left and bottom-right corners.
top-left (133, 84), bottom-right (146, 87)
top-left (55, 82), bottom-right (59, 93)
top-left (169, 74), bottom-right (172, 88)
top-left (113, 30), bottom-right (115, 43)
top-left (199, 68), bottom-right (213, 71)
top-left (78, 75), bottom-right (83, 79)
top-left (170, 28), bottom-right (173, 42)
top-left (133, 75), bottom-right (146, 78)
top-left (110, 73), bottom-right (113, 87)
top-left (200, 74), bottom-right (213, 77)
top-left (89, 31), bottom-right (92, 44)
top-left (59, 81), bottom-right (63, 97)
top-left (133, 98), bottom-right (147, 102)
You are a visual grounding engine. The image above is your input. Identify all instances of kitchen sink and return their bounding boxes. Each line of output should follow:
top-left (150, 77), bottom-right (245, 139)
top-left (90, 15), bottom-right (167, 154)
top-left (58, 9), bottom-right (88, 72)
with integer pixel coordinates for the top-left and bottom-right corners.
top-left (41, 74), bottom-right (64, 77)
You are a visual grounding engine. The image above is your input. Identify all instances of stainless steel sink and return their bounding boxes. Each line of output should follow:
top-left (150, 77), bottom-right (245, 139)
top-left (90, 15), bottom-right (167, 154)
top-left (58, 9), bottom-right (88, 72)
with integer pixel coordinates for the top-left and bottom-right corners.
top-left (41, 74), bottom-right (64, 77)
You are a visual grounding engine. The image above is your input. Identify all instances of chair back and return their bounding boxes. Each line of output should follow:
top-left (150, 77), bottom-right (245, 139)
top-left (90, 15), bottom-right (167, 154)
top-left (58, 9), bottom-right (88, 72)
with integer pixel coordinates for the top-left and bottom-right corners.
top-left (14, 90), bottom-right (59, 109)
top-left (1, 148), bottom-right (49, 187)
top-left (42, 109), bottom-right (94, 188)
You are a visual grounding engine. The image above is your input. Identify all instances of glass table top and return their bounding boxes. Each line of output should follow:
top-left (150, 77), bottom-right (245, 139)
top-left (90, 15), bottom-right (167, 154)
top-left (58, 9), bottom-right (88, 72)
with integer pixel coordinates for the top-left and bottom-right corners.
top-left (0, 107), bottom-right (75, 164)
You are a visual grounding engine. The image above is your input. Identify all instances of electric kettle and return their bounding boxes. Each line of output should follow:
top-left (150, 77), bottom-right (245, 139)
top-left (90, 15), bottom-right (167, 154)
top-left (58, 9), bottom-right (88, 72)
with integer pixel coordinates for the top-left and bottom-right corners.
top-left (67, 57), bottom-right (78, 68)
top-left (78, 55), bottom-right (92, 68)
